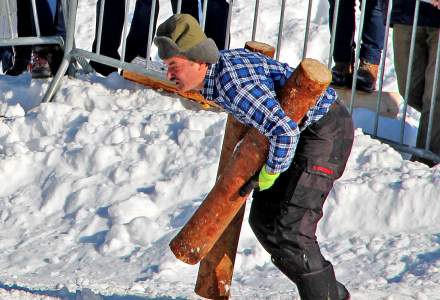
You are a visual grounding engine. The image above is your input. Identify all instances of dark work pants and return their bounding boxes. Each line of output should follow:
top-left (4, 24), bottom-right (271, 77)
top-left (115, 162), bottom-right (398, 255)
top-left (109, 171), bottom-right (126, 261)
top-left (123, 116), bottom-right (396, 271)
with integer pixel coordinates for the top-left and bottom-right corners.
top-left (249, 100), bottom-right (354, 277)
top-left (14, 0), bottom-right (65, 61)
top-left (91, 0), bottom-right (229, 75)
top-left (328, 0), bottom-right (385, 64)
top-left (393, 24), bottom-right (440, 166)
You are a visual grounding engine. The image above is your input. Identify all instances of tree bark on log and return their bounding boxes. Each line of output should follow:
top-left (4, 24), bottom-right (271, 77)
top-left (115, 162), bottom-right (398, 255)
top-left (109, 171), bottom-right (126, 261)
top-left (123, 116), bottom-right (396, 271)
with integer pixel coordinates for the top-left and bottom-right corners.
top-left (169, 58), bottom-right (332, 266)
top-left (194, 42), bottom-right (275, 299)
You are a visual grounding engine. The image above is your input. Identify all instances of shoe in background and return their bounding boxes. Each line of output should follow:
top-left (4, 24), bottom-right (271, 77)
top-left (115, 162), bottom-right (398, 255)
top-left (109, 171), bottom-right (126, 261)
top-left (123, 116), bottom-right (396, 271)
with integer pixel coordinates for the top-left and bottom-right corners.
top-left (331, 62), bottom-right (353, 87)
top-left (356, 59), bottom-right (379, 93)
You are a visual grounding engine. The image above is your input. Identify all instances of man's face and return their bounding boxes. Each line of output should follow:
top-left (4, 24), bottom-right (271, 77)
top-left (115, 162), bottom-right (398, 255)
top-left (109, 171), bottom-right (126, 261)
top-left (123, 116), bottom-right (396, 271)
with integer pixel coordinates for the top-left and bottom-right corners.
top-left (164, 56), bottom-right (207, 92)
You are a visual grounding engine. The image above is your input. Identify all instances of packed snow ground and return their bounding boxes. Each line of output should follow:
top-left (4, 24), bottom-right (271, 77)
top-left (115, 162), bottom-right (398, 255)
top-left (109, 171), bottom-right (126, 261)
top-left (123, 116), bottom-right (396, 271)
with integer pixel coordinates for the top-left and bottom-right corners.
top-left (1, 0), bottom-right (440, 299)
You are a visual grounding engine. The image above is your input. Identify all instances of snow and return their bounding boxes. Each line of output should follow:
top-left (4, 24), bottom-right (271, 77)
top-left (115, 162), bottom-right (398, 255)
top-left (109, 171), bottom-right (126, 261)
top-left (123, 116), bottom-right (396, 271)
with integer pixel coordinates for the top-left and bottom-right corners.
top-left (0, 0), bottom-right (439, 299)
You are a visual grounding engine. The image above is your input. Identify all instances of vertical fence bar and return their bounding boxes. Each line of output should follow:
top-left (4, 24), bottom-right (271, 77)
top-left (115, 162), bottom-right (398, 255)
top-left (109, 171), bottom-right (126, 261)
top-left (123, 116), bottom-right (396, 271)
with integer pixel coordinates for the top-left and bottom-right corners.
top-left (348, 0), bottom-right (367, 114)
top-left (176, 0), bottom-right (182, 13)
top-left (224, 0), bottom-right (234, 50)
top-left (400, 0), bottom-right (420, 145)
top-left (5, 0), bottom-right (15, 38)
top-left (120, 0), bottom-right (130, 62)
top-left (31, 0), bottom-right (41, 36)
top-left (61, 0), bottom-right (68, 25)
top-left (96, 0), bottom-right (105, 55)
top-left (425, 30), bottom-right (440, 149)
top-left (302, 0), bottom-right (313, 59)
top-left (275, 0), bottom-right (286, 60)
top-left (201, 0), bottom-right (208, 31)
top-left (145, 0), bottom-right (157, 62)
top-left (251, 0), bottom-right (260, 41)
top-left (373, 0), bottom-right (393, 136)
top-left (328, 0), bottom-right (340, 68)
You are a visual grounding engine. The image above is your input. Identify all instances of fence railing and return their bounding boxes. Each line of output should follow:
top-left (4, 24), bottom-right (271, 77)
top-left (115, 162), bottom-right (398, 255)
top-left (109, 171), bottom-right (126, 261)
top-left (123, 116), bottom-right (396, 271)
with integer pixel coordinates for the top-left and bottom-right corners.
top-left (1, 0), bottom-right (439, 165)
top-left (0, 0), bottom-right (65, 48)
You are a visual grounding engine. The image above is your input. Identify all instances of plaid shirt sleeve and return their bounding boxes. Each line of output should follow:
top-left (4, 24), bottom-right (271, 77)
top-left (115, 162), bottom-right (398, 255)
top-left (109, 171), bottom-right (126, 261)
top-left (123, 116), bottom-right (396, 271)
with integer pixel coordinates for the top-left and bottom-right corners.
top-left (301, 87), bottom-right (337, 129)
top-left (217, 73), bottom-right (299, 174)
top-left (205, 50), bottom-right (337, 174)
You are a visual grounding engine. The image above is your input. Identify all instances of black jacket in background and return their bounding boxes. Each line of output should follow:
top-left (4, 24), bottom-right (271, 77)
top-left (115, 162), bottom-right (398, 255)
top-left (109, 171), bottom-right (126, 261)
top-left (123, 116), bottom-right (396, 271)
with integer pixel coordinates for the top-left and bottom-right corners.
top-left (391, 0), bottom-right (440, 28)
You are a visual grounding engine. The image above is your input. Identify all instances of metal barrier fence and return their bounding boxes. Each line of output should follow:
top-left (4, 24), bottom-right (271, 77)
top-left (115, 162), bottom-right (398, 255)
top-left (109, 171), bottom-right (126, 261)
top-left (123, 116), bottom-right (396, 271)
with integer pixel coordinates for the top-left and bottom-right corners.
top-left (0, 0), bottom-right (65, 54)
top-left (1, 0), bottom-right (439, 165)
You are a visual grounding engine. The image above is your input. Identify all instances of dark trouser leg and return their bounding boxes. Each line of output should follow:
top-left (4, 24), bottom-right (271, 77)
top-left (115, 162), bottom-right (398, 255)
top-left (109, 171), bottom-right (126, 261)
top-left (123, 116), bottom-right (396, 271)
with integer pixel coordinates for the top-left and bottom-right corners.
top-left (33, 0), bottom-right (64, 75)
top-left (8, 0), bottom-right (33, 75)
top-left (249, 100), bottom-right (354, 299)
top-left (14, 0), bottom-right (33, 61)
top-left (0, 47), bottom-right (13, 72)
top-left (171, 0), bottom-right (229, 50)
top-left (171, 0), bottom-right (198, 19)
top-left (360, 0), bottom-right (385, 64)
top-left (125, 0), bottom-right (160, 63)
top-left (393, 25), bottom-right (440, 166)
top-left (328, 0), bottom-right (356, 63)
top-left (90, 0), bottom-right (125, 75)
top-left (203, 0), bottom-right (229, 50)
top-left (419, 27), bottom-right (440, 164)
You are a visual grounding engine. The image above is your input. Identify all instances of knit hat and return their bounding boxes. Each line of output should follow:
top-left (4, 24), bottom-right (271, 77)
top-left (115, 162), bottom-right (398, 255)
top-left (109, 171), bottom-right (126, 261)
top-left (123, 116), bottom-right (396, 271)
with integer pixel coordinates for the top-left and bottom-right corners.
top-left (154, 14), bottom-right (220, 64)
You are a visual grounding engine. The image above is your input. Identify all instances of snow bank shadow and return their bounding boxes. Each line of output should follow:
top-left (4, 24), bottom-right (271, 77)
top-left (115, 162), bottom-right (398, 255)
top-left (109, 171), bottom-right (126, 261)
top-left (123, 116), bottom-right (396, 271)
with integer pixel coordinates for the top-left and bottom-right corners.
top-left (0, 283), bottom-right (188, 299)
top-left (169, 201), bottom-right (201, 229)
top-left (388, 234), bottom-right (440, 283)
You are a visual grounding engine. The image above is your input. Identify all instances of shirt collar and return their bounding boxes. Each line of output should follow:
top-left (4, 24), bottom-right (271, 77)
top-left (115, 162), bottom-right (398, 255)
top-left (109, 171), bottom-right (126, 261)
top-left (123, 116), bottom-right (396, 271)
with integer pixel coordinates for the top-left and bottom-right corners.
top-left (201, 62), bottom-right (217, 100)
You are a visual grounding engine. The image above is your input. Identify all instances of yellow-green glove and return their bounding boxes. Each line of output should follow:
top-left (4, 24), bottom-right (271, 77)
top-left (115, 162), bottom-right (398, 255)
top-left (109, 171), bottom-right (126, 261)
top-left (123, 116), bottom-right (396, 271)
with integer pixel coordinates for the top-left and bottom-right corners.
top-left (258, 165), bottom-right (280, 191)
top-left (239, 165), bottom-right (280, 196)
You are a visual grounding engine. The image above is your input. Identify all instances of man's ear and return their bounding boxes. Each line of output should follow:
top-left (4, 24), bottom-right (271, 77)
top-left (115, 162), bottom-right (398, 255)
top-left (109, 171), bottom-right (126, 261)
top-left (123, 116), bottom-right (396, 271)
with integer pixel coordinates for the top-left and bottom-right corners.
top-left (197, 62), bottom-right (208, 71)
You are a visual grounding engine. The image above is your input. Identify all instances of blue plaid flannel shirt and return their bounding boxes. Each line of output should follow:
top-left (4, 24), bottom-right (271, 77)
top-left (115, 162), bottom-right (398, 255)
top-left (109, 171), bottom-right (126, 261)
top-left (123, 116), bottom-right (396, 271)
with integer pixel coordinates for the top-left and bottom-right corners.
top-left (201, 49), bottom-right (337, 173)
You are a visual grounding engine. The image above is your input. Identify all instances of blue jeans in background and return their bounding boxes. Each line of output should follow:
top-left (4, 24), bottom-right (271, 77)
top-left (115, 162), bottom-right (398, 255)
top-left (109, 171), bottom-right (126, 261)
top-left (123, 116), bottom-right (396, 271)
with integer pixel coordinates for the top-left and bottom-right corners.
top-left (328, 0), bottom-right (386, 65)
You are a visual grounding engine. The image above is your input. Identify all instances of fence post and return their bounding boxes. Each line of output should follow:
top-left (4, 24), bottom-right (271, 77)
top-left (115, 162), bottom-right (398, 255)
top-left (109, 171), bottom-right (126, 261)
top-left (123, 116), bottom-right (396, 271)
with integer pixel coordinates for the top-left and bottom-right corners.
top-left (42, 0), bottom-right (78, 103)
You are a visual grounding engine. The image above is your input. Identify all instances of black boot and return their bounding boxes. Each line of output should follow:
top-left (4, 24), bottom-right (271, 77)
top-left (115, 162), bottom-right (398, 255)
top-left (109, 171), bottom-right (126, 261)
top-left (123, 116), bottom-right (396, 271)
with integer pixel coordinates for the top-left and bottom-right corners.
top-left (336, 281), bottom-right (350, 300)
top-left (295, 262), bottom-right (339, 300)
top-left (272, 256), bottom-right (342, 300)
top-left (331, 62), bottom-right (353, 87)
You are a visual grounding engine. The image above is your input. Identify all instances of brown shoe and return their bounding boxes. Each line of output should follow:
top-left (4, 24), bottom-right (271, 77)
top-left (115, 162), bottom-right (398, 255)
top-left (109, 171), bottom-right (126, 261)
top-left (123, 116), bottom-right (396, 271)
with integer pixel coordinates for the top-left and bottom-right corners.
top-left (356, 59), bottom-right (379, 93)
top-left (331, 62), bottom-right (353, 87)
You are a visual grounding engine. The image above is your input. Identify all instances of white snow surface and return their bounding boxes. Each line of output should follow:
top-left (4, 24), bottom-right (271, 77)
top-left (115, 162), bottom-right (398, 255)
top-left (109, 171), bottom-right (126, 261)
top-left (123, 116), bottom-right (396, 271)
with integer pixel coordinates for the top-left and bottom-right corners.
top-left (0, 0), bottom-right (439, 299)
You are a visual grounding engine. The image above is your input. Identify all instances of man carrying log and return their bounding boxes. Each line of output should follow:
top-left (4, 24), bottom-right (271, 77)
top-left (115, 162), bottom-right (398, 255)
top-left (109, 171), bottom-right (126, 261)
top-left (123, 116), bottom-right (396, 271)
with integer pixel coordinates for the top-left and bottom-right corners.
top-left (154, 14), bottom-right (354, 300)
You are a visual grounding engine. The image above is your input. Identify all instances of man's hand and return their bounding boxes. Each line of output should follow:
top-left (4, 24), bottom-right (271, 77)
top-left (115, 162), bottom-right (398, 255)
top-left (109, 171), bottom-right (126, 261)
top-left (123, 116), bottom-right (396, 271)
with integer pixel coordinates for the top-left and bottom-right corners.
top-left (239, 165), bottom-right (280, 196)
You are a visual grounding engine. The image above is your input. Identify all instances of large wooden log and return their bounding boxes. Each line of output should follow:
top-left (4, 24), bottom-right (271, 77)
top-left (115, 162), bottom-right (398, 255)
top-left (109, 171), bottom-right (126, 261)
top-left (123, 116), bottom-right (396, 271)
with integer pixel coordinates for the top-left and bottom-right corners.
top-left (170, 58), bottom-right (332, 265)
top-left (195, 41), bottom-right (275, 299)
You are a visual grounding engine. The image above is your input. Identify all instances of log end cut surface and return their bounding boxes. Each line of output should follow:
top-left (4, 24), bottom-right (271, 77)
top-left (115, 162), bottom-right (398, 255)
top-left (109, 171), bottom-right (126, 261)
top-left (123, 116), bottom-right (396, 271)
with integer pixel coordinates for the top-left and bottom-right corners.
top-left (300, 58), bottom-right (332, 87)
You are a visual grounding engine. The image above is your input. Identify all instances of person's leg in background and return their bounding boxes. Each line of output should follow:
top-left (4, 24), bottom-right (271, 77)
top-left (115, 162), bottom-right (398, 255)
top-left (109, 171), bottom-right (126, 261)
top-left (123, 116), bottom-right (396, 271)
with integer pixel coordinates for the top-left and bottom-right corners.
top-left (90, 0), bottom-right (125, 76)
top-left (417, 27), bottom-right (440, 166)
top-left (0, 47), bottom-right (14, 73)
top-left (328, 0), bottom-right (356, 87)
top-left (32, 0), bottom-right (66, 78)
top-left (249, 100), bottom-right (354, 300)
top-left (356, 0), bottom-right (386, 92)
top-left (6, 0), bottom-right (33, 76)
top-left (203, 0), bottom-right (229, 50)
top-left (171, 0), bottom-right (229, 50)
top-left (392, 24), bottom-right (438, 166)
top-left (124, 0), bottom-right (160, 63)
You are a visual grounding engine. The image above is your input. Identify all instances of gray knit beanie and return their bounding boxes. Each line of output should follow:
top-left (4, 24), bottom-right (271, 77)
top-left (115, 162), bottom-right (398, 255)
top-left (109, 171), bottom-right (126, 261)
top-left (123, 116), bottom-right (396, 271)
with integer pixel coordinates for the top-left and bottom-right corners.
top-left (154, 14), bottom-right (220, 64)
